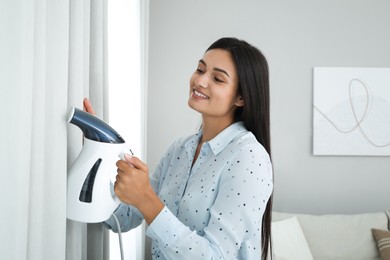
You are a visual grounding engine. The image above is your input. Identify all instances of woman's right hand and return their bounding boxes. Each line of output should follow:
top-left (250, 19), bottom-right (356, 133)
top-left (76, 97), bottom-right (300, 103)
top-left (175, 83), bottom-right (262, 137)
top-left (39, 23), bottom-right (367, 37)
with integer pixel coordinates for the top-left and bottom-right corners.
top-left (83, 98), bottom-right (96, 115)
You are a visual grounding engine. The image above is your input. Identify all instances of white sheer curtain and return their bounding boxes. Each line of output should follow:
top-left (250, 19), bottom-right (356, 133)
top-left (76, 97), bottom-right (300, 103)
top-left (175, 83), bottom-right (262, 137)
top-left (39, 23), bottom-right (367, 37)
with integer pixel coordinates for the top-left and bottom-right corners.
top-left (0, 0), bottom-right (109, 259)
top-left (67, 1), bottom-right (110, 260)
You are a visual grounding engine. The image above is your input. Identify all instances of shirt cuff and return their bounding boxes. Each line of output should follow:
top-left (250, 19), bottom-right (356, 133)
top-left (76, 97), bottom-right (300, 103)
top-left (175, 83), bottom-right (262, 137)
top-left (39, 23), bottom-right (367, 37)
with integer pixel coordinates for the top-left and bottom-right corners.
top-left (145, 206), bottom-right (187, 247)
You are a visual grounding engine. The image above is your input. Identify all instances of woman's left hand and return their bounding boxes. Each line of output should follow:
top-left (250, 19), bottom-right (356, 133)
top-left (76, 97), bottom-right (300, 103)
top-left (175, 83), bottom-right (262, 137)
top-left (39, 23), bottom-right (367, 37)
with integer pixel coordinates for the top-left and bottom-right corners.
top-left (115, 154), bottom-right (164, 224)
top-left (115, 154), bottom-right (150, 206)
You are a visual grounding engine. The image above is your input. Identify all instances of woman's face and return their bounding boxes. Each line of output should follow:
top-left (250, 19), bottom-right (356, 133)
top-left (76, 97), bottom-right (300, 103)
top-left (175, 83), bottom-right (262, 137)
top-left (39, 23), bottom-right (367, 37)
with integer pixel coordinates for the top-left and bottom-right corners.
top-left (188, 49), bottom-right (243, 122)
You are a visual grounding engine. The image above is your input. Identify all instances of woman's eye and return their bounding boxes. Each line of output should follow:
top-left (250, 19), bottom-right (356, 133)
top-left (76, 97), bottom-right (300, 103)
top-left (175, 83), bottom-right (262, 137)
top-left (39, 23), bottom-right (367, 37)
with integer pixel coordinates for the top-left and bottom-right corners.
top-left (196, 68), bottom-right (203, 73)
top-left (214, 77), bottom-right (224, 83)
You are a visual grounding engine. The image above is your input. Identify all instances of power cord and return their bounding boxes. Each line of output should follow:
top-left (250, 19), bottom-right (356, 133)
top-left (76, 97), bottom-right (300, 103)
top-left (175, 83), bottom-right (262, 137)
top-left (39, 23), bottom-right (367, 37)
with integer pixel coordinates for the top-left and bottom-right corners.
top-left (112, 213), bottom-right (124, 260)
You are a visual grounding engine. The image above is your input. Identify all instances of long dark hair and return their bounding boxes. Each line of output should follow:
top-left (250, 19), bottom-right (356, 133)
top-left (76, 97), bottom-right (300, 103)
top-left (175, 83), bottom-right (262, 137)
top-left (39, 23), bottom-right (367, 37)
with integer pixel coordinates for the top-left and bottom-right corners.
top-left (207, 37), bottom-right (273, 260)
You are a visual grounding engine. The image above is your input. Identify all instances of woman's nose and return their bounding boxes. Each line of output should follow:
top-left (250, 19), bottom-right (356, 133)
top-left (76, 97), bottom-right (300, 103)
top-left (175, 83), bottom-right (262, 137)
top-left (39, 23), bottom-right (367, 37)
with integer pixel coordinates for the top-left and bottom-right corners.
top-left (194, 74), bottom-right (208, 88)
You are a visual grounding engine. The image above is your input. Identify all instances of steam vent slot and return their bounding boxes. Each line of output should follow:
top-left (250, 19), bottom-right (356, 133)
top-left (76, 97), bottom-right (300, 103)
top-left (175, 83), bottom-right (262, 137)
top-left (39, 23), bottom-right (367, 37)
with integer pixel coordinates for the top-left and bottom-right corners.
top-left (79, 158), bottom-right (102, 203)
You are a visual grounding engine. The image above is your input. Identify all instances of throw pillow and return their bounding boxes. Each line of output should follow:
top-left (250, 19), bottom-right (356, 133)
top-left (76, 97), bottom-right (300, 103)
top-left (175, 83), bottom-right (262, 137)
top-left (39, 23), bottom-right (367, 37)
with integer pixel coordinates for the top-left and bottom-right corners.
top-left (372, 228), bottom-right (390, 260)
top-left (272, 217), bottom-right (314, 260)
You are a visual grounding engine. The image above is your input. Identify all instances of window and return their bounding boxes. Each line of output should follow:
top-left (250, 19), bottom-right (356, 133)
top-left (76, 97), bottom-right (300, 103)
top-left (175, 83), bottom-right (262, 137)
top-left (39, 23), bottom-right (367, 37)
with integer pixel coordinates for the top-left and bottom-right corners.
top-left (108, 0), bottom-right (144, 259)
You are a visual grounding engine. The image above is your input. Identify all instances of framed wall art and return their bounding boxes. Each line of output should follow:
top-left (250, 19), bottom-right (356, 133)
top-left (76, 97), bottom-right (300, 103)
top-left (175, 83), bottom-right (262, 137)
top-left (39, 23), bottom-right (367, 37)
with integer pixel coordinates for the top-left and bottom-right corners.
top-left (313, 67), bottom-right (390, 156)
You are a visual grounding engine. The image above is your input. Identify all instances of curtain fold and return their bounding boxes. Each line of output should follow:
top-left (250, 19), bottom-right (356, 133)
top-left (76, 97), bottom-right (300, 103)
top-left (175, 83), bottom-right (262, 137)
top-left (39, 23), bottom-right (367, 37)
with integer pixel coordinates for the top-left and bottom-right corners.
top-left (0, 0), bottom-right (108, 259)
top-left (1, 0), bottom-right (69, 259)
top-left (67, 0), bottom-right (109, 260)
top-left (66, 0), bottom-right (90, 259)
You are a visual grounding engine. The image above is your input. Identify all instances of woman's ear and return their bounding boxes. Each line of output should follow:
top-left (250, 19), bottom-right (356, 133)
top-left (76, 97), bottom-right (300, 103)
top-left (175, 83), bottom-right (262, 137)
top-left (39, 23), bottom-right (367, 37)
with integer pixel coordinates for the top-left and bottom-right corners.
top-left (235, 96), bottom-right (244, 107)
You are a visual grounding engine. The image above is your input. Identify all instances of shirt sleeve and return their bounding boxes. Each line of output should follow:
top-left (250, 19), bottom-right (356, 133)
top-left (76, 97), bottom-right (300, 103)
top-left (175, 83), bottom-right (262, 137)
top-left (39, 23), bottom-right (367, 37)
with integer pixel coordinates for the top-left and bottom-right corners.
top-left (145, 143), bottom-right (273, 259)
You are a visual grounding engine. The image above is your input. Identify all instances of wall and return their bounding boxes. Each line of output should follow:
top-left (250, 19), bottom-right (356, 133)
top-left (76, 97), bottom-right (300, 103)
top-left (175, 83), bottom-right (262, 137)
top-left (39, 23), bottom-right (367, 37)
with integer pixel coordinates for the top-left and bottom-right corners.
top-left (146, 0), bottom-right (390, 215)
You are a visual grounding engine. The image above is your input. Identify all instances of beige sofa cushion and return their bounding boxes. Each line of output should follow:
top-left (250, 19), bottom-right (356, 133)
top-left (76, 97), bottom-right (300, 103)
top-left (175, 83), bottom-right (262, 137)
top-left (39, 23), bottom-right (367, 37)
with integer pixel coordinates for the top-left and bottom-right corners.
top-left (372, 228), bottom-right (390, 260)
top-left (273, 211), bottom-right (389, 260)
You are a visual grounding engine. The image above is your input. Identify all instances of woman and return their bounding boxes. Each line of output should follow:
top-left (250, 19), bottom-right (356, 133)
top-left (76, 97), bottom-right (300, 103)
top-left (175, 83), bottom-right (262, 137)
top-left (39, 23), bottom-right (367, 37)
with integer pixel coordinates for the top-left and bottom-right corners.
top-left (84, 37), bottom-right (273, 259)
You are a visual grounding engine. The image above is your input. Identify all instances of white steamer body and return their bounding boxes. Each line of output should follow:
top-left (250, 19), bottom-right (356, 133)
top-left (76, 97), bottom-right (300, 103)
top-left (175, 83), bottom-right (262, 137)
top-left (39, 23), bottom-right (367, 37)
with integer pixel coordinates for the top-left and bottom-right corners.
top-left (67, 138), bottom-right (127, 223)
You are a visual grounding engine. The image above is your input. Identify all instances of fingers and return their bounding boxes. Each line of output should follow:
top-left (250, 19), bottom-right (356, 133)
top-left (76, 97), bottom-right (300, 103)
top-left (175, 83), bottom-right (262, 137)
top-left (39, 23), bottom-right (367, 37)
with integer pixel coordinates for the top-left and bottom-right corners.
top-left (83, 98), bottom-right (96, 115)
top-left (123, 155), bottom-right (148, 172)
top-left (116, 159), bottom-right (133, 173)
top-left (115, 156), bottom-right (148, 177)
top-left (114, 177), bottom-right (127, 201)
top-left (114, 157), bottom-right (150, 206)
top-left (114, 161), bottom-right (133, 195)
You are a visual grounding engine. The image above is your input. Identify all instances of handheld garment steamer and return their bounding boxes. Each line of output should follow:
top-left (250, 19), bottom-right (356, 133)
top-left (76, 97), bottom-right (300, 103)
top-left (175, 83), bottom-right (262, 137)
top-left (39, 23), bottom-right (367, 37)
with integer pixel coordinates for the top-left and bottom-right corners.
top-left (67, 107), bottom-right (130, 223)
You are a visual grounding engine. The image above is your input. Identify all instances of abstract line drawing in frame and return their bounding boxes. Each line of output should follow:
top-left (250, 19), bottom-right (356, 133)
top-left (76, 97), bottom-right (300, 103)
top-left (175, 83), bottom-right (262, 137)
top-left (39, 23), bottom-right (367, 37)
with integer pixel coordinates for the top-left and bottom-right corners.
top-left (313, 67), bottom-right (390, 156)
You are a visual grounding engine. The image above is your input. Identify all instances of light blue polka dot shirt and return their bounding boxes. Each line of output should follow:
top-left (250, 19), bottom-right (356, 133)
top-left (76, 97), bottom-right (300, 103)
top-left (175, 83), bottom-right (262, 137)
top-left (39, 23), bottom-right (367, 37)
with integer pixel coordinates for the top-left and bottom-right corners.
top-left (105, 121), bottom-right (273, 259)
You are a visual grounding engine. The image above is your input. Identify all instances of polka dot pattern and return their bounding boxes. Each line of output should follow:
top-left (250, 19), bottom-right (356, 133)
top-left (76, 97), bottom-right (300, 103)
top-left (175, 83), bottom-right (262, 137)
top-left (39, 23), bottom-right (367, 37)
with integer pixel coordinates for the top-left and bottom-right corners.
top-left (108, 122), bottom-right (273, 259)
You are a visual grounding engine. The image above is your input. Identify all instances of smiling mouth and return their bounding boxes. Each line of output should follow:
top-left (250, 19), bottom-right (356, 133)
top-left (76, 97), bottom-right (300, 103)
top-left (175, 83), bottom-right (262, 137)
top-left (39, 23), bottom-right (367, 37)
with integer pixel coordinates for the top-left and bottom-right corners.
top-left (193, 89), bottom-right (209, 99)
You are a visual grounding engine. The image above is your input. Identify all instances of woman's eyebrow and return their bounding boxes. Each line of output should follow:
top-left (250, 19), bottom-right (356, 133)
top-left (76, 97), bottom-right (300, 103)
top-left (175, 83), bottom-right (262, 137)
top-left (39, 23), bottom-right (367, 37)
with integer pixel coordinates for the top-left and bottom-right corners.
top-left (199, 59), bottom-right (230, 78)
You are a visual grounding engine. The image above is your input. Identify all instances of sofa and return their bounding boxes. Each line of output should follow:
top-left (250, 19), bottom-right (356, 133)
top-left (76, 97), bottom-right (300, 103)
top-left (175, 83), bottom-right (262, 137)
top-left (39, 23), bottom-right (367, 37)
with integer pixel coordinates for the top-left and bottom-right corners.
top-left (270, 209), bottom-right (390, 260)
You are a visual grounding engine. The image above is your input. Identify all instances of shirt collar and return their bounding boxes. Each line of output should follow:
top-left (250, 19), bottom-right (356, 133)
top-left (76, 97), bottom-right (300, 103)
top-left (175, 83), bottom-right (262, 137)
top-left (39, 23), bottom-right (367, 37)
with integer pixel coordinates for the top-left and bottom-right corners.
top-left (202, 121), bottom-right (247, 156)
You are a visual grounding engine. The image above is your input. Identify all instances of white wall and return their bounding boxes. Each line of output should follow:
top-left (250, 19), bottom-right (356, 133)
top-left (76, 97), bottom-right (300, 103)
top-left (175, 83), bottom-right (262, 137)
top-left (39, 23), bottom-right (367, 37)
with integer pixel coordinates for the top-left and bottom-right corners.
top-left (146, 0), bottom-right (390, 215)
